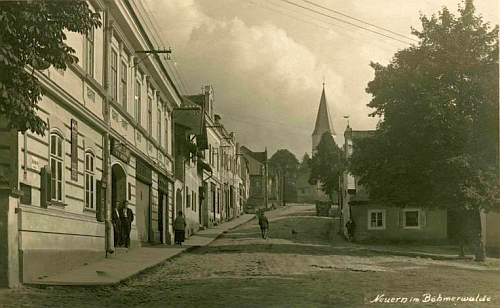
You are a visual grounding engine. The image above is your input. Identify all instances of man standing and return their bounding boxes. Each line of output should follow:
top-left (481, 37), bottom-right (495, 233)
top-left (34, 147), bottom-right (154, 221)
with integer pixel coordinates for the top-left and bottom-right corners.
top-left (112, 202), bottom-right (122, 247)
top-left (258, 211), bottom-right (269, 239)
top-left (120, 201), bottom-right (134, 248)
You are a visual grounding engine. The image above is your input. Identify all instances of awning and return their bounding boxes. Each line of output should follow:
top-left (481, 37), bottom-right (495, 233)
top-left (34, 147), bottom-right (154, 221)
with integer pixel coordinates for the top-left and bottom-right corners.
top-left (198, 160), bottom-right (212, 173)
top-left (173, 104), bottom-right (203, 135)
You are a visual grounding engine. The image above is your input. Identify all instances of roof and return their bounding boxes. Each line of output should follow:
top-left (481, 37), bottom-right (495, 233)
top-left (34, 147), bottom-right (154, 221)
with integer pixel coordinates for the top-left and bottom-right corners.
top-left (312, 85), bottom-right (335, 136)
top-left (240, 146), bottom-right (267, 163)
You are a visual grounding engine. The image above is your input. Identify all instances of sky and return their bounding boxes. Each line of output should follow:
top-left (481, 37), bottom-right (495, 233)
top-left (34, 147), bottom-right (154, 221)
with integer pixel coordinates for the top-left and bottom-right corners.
top-left (139, 0), bottom-right (498, 159)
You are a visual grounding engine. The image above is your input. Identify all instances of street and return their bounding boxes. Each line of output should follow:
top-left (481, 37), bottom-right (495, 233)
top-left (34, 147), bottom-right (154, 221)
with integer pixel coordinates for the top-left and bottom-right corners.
top-left (2, 204), bottom-right (500, 308)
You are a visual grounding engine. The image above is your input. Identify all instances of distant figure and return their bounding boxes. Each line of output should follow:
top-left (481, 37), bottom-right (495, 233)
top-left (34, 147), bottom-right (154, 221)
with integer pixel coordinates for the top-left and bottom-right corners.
top-left (346, 219), bottom-right (356, 242)
top-left (120, 201), bottom-right (134, 248)
top-left (259, 211), bottom-right (269, 239)
top-left (112, 202), bottom-right (122, 247)
top-left (174, 211), bottom-right (187, 245)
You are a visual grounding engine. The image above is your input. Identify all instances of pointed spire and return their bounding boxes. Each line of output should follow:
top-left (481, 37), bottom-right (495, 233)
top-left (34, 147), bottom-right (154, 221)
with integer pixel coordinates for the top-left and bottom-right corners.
top-left (312, 84), bottom-right (335, 136)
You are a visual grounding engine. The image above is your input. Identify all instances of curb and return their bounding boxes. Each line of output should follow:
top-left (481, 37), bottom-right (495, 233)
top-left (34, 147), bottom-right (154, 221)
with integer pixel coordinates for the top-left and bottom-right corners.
top-left (361, 248), bottom-right (474, 261)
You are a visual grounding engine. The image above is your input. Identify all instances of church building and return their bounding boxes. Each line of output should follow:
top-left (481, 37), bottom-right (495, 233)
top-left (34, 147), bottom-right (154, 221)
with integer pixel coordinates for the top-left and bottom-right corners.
top-left (296, 84), bottom-right (337, 204)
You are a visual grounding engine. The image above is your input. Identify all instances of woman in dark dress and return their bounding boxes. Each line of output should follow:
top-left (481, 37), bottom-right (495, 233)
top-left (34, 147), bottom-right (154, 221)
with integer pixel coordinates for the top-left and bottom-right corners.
top-left (173, 211), bottom-right (186, 245)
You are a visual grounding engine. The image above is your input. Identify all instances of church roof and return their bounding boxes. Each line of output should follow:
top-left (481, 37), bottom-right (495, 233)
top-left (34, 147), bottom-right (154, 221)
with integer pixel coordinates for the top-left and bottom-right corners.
top-left (312, 84), bottom-right (335, 136)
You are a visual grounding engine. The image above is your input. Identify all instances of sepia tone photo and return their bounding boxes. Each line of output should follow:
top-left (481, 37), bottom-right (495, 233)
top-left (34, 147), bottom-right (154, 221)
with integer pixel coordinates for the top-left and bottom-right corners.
top-left (0, 0), bottom-right (499, 307)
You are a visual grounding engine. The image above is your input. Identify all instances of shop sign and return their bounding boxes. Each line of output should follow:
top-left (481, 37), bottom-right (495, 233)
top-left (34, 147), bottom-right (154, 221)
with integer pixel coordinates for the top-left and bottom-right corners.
top-left (111, 139), bottom-right (131, 164)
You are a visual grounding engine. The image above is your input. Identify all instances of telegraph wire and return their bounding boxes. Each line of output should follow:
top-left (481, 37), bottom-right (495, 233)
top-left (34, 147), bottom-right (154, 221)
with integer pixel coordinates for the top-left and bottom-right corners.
top-left (276, 0), bottom-right (414, 45)
top-left (138, 1), bottom-right (190, 95)
top-left (134, 1), bottom-right (191, 95)
top-left (141, 0), bottom-right (192, 94)
top-left (299, 0), bottom-right (418, 43)
top-left (246, 0), bottom-right (402, 50)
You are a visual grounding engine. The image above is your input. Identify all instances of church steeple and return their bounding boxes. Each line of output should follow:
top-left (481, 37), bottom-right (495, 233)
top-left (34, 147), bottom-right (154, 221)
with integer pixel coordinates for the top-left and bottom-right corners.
top-left (312, 83), bottom-right (336, 152)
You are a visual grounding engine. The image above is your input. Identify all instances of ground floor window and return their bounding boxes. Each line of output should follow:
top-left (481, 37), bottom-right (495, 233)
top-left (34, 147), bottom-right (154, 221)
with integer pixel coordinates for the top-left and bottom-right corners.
top-left (402, 209), bottom-right (426, 228)
top-left (367, 210), bottom-right (386, 230)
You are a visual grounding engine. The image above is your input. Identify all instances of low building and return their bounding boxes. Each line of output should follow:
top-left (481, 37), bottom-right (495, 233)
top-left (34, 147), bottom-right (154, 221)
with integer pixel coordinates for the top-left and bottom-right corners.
top-left (341, 125), bottom-right (448, 243)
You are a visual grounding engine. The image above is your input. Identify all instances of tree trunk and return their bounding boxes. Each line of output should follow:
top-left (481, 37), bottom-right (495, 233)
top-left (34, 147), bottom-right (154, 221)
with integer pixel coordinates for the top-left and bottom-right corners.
top-left (471, 209), bottom-right (486, 262)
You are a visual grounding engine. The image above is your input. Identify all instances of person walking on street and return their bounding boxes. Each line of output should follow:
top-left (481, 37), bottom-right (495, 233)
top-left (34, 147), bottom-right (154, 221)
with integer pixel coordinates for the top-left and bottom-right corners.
top-left (259, 211), bottom-right (269, 239)
top-left (174, 211), bottom-right (187, 245)
top-left (120, 201), bottom-right (134, 248)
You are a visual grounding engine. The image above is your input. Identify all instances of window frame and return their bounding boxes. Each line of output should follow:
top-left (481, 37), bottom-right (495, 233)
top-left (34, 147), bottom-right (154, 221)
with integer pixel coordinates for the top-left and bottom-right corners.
top-left (367, 209), bottom-right (386, 230)
top-left (147, 89), bottom-right (153, 135)
top-left (120, 59), bottom-right (128, 110)
top-left (50, 132), bottom-right (65, 203)
top-left (134, 77), bottom-right (142, 124)
top-left (85, 28), bottom-right (95, 77)
top-left (157, 102), bottom-right (162, 143)
top-left (84, 151), bottom-right (96, 210)
top-left (403, 209), bottom-right (422, 229)
top-left (110, 49), bottom-right (118, 101)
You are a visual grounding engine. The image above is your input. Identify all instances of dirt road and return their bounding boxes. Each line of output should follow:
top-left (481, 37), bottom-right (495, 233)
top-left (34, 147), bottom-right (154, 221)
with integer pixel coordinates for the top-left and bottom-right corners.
top-left (2, 204), bottom-right (499, 307)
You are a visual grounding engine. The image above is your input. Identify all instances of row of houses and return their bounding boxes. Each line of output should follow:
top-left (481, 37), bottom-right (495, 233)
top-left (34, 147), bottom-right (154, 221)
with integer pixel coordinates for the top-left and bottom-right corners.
top-left (0, 0), bottom-right (279, 288)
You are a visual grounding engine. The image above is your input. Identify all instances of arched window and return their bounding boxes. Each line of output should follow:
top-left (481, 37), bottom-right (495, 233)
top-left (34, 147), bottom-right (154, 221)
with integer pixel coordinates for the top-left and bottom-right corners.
top-left (85, 151), bottom-right (95, 209)
top-left (50, 132), bottom-right (64, 202)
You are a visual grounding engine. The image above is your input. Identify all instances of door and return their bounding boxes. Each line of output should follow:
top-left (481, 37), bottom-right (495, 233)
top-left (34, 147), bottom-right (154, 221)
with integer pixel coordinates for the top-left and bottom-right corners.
top-left (135, 179), bottom-right (150, 243)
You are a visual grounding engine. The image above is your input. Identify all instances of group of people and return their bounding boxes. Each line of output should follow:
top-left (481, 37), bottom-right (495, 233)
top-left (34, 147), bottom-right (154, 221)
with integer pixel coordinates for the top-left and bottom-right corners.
top-left (112, 201), bottom-right (134, 248)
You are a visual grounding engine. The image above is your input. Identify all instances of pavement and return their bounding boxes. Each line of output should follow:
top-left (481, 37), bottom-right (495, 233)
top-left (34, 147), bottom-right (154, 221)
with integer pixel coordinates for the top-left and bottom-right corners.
top-left (25, 214), bottom-right (256, 287)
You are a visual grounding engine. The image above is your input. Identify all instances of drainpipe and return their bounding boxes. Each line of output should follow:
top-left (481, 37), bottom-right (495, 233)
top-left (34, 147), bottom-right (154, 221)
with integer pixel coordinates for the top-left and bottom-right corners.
top-left (102, 7), bottom-right (114, 255)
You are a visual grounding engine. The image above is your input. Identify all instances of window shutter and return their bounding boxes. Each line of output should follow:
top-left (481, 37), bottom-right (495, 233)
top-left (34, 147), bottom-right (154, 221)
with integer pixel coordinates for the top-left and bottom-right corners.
top-left (96, 180), bottom-right (104, 222)
top-left (40, 165), bottom-right (52, 208)
top-left (419, 210), bottom-right (427, 227)
top-left (397, 210), bottom-right (403, 227)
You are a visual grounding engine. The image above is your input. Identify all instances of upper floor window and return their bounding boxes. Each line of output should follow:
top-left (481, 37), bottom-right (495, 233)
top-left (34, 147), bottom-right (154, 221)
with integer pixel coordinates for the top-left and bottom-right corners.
top-left (85, 29), bottom-right (94, 77)
top-left (110, 50), bottom-right (118, 101)
top-left (85, 152), bottom-right (95, 209)
top-left (50, 132), bottom-right (64, 202)
top-left (157, 104), bottom-right (162, 145)
top-left (147, 90), bottom-right (153, 135)
top-left (120, 60), bottom-right (128, 109)
top-left (134, 79), bottom-right (141, 124)
top-left (164, 111), bottom-right (169, 151)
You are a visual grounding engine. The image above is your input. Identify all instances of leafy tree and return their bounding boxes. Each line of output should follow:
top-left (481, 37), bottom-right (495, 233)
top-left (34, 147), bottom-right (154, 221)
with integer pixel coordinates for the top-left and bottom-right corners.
top-left (269, 149), bottom-right (299, 201)
top-left (0, 1), bottom-right (101, 135)
top-left (309, 132), bottom-right (344, 200)
top-left (349, 0), bottom-right (498, 261)
top-left (298, 152), bottom-right (311, 174)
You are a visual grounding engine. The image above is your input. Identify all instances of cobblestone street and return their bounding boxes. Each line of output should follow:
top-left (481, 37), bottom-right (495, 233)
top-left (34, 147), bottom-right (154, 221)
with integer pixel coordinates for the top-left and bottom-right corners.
top-left (2, 204), bottom-right (500, 308)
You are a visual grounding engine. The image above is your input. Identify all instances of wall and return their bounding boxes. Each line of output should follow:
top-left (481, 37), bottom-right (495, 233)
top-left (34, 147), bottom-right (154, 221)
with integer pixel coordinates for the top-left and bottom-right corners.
top-left (484, 211), bottom-right (500, 253)
top-left (352, 204), bottom-right (448, 243)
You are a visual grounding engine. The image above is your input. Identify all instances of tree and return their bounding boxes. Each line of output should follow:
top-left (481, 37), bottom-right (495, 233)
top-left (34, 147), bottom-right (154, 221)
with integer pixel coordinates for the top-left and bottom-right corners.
top-left (269, 149), bottom-right (299, 201)
top-left (309, 132), bottom-right (344, 201)
top-left (349, 0), bottom-right (499, 261)
top-left (0, 1), bottom-right (101, 135)
top-left (298, 153), bottom-right (311, 174)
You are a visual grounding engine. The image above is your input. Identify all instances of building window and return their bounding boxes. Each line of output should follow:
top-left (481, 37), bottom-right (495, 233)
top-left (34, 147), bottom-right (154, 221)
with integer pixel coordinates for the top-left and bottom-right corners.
top-left (120, 60), bottom-right (128, 109)
top-left (186, 188), bottom-right (190, 208)
top-left (50, 133), bottom-right (64, 202)
top-left (110, 50), bottom-right (118, 101)
top-left (367, 210), bottom-right (386, 230)
top-left (135, 79), bottom-right (141, 124)
top-left (85, 28), bottom-right (94, 77)
top-left (85, 152), bottom-right (95, 209)
top-left (147, 91), bottom-right (153, 135)
top-left (164, 113), bottom-right (169, 151)
top-left (402, 209), bottom-right (426, 228)
top-left (157, 104), bottom-right (162, 143)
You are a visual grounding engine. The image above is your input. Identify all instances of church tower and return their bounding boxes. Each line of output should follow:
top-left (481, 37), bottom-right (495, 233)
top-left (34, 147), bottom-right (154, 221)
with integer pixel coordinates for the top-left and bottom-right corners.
top-left (312, 83), bottom-right (336, 153)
